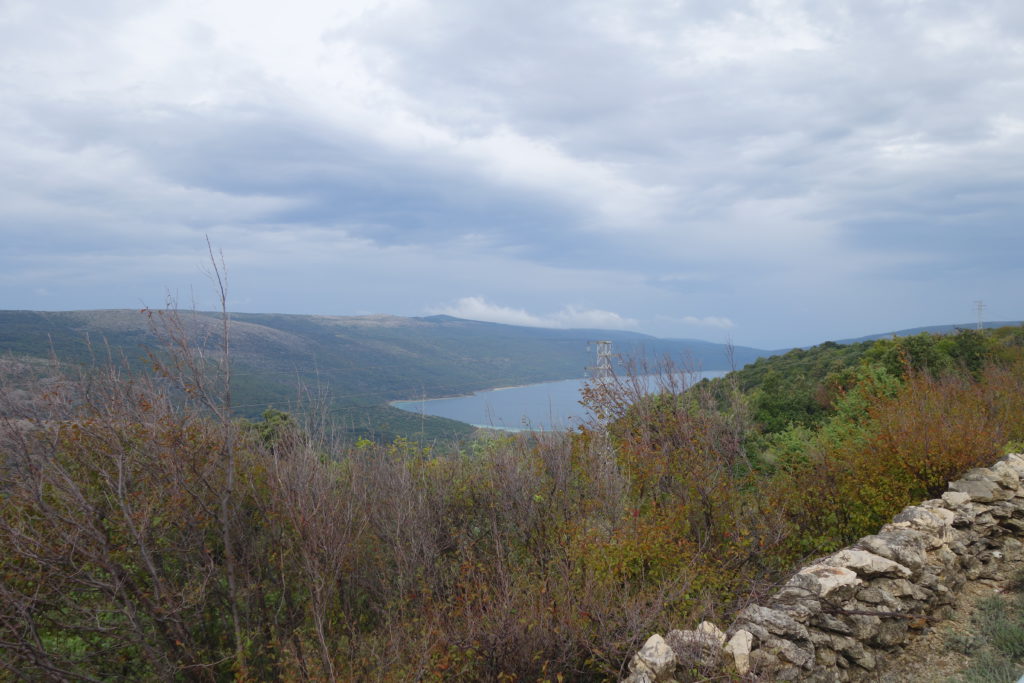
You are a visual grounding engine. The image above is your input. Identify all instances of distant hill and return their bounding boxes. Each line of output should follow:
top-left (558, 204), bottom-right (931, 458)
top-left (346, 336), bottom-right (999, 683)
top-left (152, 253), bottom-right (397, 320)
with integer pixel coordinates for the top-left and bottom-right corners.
top-left (832, 321), bottom-right (1023, 345)
top-left (0, 309), bottom-right (770, 440)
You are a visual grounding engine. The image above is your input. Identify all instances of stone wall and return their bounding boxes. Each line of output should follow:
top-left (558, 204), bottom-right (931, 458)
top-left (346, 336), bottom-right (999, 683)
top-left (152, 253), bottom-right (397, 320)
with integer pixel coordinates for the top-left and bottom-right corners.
top-left (623, 453), bottom-right (1024, 682)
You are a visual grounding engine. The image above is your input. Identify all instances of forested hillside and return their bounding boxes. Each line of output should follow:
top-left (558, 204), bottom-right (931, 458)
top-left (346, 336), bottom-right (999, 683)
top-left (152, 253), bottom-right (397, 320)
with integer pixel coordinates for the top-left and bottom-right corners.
top-left (0, 308), bottom-right (768, 440)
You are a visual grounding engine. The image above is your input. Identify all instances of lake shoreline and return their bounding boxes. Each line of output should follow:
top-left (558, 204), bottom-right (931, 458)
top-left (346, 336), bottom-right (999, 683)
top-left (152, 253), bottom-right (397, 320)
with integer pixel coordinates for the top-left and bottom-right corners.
top-left (389, 371), bottom-right (728, 433)
top-left (390, 376), bottom-right (589, 432)
top-left (388, 376), bottom-right (586, 407)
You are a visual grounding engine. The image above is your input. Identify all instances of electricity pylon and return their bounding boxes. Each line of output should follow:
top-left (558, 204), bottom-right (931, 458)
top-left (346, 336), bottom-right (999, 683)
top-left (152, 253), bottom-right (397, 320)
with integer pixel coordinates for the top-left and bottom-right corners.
top-left (586, 340), bottom-right (614, 380)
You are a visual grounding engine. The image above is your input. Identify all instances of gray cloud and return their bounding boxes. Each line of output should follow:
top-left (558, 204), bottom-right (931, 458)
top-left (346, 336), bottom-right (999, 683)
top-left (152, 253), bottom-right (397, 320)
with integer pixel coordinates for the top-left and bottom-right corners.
top-left (1, 0), bottom-right (1022, 347)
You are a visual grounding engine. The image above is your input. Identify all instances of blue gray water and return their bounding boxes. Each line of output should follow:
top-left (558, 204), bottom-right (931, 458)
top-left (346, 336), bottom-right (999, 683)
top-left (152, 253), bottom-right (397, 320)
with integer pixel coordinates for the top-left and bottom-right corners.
top-left (392, 371), bottom-right (728, 431)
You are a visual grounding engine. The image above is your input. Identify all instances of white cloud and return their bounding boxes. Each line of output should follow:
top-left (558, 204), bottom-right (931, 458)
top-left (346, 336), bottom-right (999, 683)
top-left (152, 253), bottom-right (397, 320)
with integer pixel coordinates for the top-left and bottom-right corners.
top-left (681, 315), bottom-right (735, 329)
top-left (433, 296), bottom-right (637, 329)
top-left (455, 127), bottom-right (672, 229)
top-left (549, 306), bottom-right (639, 329)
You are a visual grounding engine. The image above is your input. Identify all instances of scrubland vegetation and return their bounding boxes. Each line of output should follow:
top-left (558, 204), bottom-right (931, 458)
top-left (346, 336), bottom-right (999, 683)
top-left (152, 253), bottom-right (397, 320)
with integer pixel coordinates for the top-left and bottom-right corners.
top-left (4, 315), bottom-right (1024, 680)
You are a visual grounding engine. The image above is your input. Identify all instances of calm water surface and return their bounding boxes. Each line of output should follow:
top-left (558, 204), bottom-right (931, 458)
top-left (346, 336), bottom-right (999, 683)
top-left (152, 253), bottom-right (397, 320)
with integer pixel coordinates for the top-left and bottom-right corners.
top-left (392, 371), bottom-right (728, 431)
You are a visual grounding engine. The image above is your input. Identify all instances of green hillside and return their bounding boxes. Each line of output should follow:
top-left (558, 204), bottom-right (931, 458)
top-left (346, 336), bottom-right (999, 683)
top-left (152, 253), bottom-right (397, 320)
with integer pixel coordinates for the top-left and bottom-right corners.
top-left (699, 323), bottom-right (1024, 461)
top-left (0, 308), bottom-right (769, 440)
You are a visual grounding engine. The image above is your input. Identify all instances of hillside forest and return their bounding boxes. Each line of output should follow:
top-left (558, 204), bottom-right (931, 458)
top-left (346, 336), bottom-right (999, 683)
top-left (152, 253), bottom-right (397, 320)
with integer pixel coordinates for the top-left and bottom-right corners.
top-left (3, 309), bottom-right (1024, 680)
top-left (0, 308), bottom-right (769, 444)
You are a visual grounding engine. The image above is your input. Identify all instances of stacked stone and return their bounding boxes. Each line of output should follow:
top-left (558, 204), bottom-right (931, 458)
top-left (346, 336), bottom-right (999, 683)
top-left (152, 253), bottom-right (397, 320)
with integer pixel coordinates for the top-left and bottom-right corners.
top-left (623, 453), bottom-right (1024, 682)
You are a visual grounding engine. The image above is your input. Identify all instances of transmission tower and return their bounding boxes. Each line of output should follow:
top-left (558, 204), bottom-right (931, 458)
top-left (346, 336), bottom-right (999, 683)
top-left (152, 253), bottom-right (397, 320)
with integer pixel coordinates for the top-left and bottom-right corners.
top-left (586, 340), bottom-right (615, 380)
top-left (974, 300), bottom-right (986, 331)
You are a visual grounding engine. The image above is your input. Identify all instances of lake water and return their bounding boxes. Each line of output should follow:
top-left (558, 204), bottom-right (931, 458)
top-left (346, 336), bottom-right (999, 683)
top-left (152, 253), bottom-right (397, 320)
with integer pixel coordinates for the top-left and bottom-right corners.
top-left (392, 371), bottom-right (728, 431)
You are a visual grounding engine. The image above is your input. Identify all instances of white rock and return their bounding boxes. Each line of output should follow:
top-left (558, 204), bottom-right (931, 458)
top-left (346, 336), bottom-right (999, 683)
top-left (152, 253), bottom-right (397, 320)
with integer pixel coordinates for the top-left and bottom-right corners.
top-left (950, 477), bottom-right (1012, 502)
top-left (631, 634), bottom-right (677, 680)
top-left (1002, 453), bottom-right (1024, 476)
top-left (794, 564), bottom-right (862, 597)
top-left (893, 506), bottom-right (952, 534)
top-left (724, 629), bottom-right (753, 676)
top-left (927, 507), bottom-right (956, 526)
top-left (991, 460), bottom-right (1021, 489)
top-left (696, 620), bottom-right (726, 647)
top-left (826, 549), bottom-right (912, 579)
top-left (942, 490), bottom-right (971, 507)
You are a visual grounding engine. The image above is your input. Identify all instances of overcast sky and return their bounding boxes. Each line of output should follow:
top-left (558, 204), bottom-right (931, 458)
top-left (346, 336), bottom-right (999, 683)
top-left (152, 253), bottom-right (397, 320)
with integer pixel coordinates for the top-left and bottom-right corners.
top-left (3, 0), bottom-right (1022, 348)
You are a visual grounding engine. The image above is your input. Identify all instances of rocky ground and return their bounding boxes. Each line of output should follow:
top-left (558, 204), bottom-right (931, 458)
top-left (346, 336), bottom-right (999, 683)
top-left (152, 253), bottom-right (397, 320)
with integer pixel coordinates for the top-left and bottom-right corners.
top-left (872, 545), bottom-right (1024, 682)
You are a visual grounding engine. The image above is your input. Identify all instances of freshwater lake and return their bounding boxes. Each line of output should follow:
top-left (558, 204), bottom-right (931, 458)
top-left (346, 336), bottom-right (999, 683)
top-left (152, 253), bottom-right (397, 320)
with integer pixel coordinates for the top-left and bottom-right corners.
top-left (391, 371), bottom-right (728, 431)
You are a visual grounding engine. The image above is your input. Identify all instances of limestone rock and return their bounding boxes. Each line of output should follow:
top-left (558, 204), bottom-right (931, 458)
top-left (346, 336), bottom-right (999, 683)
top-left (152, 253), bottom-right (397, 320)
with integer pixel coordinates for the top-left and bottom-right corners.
top-left (760, 635), bottom-right (814, 669)
top-left (949, 474), bottom-right (1012, 503)
top-left (856, 585), bottom-right (897, 608)
top-left (812, 612), bottom-right (855, 635)
top-left (723, 629), bottom-right (752, 675)
top-left (748, 648), bottom-right (784, 677)
top-left (941, 490), bottom-right (971, 507)
top-left (890, 507), bottom-right (954, 547)
top-left (975, 511), bottom-right (997, 526)
top-left (815, 645), bottom-right (837, 667)
top-left (989, 460), bottom-right (1020, 490)
top-left (696, 620), bottom-right (726, 647)
top-left (736, 604), bottom-right (811, 642)
top-left (1002, 453), bottom-right (1024, 476)
top-left (843, 640), bottom-right (876, 670)
top-left (962, 467), bottom-right (997, 482)
top-left (990, 500), bottom-right (1016, 517)
top-left (856, 529), bottom-right (928, 577)
top-left (791, 565), bottom-right (862, 599)
top-left (847, 613), bottom-right (881, 641)
top-left (629, 634), bottom-right (677, 681)
top-left (926, 506), bottom-right (956, 526)
top-left (826, 548), bottom-right (912, 579)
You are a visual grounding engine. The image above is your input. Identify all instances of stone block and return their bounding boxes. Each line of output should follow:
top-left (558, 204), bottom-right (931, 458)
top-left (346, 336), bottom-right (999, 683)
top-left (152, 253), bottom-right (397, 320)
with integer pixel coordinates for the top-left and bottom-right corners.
top-left (1002, 453), bottom-right (1024, 475)
top-left (723, 629), bottom-right (752, 676)
top-left (736, 604), bottom-right (811, 642)
top-left (785, 565), bottom-right (862, 601)
top-left (989, 460), bottom-right (1020, 490)
top-left (942, 490), bottom-right (972, 507)
top-left (629, 634), bottom-right (677, 681)
top-left (825, 549), bottom-right (912, 579)
top-left (856, 529), bottom-right (928, 577)
top-left (950, 476), bottom-right (1012, 503)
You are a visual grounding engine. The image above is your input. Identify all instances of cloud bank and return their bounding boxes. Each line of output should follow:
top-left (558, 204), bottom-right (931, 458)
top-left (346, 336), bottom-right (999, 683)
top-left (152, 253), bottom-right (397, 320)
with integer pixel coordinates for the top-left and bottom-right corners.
top-left (435, 297), bottom-right (638, 330)
top-left (2, 0), bottom-right (1023, 346)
